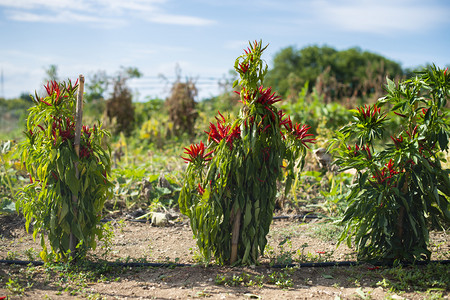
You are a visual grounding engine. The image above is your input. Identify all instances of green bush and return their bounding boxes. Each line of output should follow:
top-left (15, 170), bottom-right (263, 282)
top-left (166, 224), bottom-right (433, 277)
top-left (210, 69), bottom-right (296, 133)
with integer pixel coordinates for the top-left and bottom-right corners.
top-left (17, 79), bottom-right (113, 261)
top-left (179, 41), bottom-right (315, 265)
top-left (334, 65), bottom-right (450, 262)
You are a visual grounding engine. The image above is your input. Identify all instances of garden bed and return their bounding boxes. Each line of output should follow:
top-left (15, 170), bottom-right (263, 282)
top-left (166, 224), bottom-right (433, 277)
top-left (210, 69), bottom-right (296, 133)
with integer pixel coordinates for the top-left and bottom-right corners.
top-left (1, 212), bottom-right (449, 299)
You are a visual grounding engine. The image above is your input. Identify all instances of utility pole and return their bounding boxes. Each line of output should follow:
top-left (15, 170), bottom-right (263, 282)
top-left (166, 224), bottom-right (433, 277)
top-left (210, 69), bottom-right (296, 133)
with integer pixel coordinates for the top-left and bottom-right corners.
top-left (0, 68), bottom-right (4, 99)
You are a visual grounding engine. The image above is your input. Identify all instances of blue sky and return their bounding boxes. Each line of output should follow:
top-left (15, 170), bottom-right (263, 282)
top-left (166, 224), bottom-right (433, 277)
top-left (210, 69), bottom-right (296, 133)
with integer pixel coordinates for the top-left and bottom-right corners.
top-left (0, 0), bottom-right (449, 100)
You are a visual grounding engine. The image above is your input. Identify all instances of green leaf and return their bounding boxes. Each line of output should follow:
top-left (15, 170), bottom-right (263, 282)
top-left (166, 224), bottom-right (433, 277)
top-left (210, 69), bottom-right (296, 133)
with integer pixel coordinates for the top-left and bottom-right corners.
top-left (65, 168), bottom-right (80, 196)
top-left (438, 129), bottom-right (448, 151)
top-left (59, 200), bottom-right (69, 223)
top-left (243, 203), bottom-right (252, 228)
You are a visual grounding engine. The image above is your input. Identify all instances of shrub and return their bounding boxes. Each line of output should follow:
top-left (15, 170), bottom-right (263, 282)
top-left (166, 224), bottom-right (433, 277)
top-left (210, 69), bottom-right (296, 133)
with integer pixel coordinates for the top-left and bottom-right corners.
top-left (333, 65), bottom-right (450, 262)
top-left (179, 41), bottom-right (315, 265)
top-left (17, 78), bottom-right (113, 261)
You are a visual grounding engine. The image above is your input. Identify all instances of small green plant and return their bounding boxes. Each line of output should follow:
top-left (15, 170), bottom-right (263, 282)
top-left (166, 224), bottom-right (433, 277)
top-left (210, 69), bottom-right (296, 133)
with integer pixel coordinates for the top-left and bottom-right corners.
top-left (17, 79), bottom-right (113, 261)
top-left (98, 221), bottom-right (115, 258)
top-left (379, 263), bottom-right (450, 293)
top-left (6, 250), bottom-right (19, 260)
top-left (24, 247), bottom-right (38, 261)
top-left (215, 272), bottom-right (265, 288)
top-left (267, 238), bottom-right (297, 266)
top-left (179, 40), bottom-right (314, 265)
top-left (0, 140), bottom-right (22, 214)
top-left (267, 267), bottom-right (295, 289)
top-left (308, 222), bottom-right (343, 242)
top-left (333, 65), bottom-right (450, 262)
top-left (6, 277), bottom-right (32, 295)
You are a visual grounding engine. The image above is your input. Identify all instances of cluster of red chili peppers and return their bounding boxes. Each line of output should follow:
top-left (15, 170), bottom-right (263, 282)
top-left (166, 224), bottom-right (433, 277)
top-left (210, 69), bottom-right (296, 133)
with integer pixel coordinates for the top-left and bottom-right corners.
top-left (356, 104), bottom-right (386, 124)
top-left (372, 159), bottom-right (403, 188)
top-left (347, 144), bottom-right (372, 159)
top-left (182, 40), bottom-right (317, 196)
top-left (181, 140), bottom-right (214, 165)
top-left (236, 86), bottom-right (282, 108)
top-left (40, 79), bottom-right (78, 106)
top-left (205, 111), bottom-right (241, 149)
top-left (281, 115), bottom-right (315, 148)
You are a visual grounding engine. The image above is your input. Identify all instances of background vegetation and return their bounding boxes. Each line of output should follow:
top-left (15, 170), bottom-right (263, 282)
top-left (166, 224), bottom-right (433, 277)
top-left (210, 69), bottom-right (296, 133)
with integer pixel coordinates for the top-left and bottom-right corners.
top-left (1, 44), bottom-right (448, 254)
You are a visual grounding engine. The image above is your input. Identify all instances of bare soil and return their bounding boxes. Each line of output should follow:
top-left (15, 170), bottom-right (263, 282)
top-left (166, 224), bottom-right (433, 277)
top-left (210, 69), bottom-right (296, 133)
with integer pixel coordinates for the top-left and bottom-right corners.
top-left (0, 212), bottom-right (449, 299)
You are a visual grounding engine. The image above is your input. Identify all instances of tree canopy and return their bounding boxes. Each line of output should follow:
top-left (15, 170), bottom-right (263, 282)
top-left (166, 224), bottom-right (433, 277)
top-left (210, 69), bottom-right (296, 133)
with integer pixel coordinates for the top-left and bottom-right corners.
top-left (266, 45), bottom-right (404, 102)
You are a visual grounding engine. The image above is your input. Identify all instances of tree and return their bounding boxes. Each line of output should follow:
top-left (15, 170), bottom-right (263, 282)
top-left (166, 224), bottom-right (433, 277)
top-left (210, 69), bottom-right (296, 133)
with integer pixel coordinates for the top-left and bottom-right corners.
top-left (44, 64), bottom-right (59, 83)
top-left (266, 45), bottom-right (404, 102)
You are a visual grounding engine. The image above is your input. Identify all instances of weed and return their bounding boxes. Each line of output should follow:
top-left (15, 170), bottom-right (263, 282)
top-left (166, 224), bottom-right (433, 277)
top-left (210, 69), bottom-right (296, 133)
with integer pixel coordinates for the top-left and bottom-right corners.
top-left (267, 267), bottom-right (295, 289)
top-left (6, 277), bottom-right (32, 295)
top-left (98, 221), bottom-right (115, 258)
top-left (215, 272), bottom-right (264, 288)
top-left (308, 222), bottom-right (343, 242)
top-left (354, 287), bottom-right (372, 299)
top-left (268, 238), bottom-right (296, 266)
top-left (5, 250), bottom-right (18, 260)
top-left (23, 247), bottom-right (38, 261)
top-left (196, 289), bottom-right (211, 297)
top-left (379, 263), bottom-right (449, 293)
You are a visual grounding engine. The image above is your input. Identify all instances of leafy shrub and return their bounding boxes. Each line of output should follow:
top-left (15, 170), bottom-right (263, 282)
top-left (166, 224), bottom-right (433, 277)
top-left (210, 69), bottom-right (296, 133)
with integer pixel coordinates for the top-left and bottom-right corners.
top-left (334, 65), bottom-right (450, 262)
top-left (179, 41), bottom-right (315, 265)
top-left (17, 78), bottom-right (113, 261)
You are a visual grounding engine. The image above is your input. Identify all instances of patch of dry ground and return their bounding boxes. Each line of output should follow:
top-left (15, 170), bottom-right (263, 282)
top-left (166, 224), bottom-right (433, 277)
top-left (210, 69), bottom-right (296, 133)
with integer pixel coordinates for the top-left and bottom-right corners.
top-left (0, 213), bottom-right (449, 299)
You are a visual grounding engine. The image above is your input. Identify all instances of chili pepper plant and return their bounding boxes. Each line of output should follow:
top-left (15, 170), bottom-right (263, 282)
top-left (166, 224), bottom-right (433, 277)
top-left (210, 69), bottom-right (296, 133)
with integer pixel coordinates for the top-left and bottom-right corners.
top-left (179, 41), bottom-right (315, 265)
top-left (17, 79), bottom-right (113, 261)
top-left (333, 65), bottom-right (450, 262)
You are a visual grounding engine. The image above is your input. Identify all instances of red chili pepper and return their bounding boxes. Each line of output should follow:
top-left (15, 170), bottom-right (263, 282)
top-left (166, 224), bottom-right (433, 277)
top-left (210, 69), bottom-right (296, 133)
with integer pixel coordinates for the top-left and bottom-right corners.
top-left (394, 111), bottom-right (407, 118)
top-left (40, 99), bottom-right (52, 106)
top-left (265, 105), bottom-right (276, 120)
top-left (197, 183), bottom-right (205, 195)
top-left (365, 146), bottom-right (372, 159)
top-left (262, 124), bottom-right (271, 133)
top-left (51, 171), bottom-right (58, 181)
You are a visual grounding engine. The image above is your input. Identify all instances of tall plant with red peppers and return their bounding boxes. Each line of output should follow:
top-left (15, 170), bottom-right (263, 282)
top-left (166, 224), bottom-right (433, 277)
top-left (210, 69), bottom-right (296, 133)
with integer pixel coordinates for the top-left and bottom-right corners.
top-left (17, 79), bottom-right (113, 261)
top-left (333, 65), bottom-right (450, 263)
top-left (179, 40), bottom-right (315, 265)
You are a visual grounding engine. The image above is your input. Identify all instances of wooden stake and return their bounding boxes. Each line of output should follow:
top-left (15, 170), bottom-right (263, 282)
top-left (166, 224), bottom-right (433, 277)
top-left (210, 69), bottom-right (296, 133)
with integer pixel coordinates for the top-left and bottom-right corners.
top-left (69, 75), bottom-right (85, 259)
top-left (230, 207), bottom-right (241, 264)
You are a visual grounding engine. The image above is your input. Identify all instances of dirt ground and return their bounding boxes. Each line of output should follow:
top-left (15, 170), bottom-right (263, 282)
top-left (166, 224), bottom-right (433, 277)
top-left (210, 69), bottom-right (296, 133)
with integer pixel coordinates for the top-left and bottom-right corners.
top-left (0, 212), bottom-right (449, 299)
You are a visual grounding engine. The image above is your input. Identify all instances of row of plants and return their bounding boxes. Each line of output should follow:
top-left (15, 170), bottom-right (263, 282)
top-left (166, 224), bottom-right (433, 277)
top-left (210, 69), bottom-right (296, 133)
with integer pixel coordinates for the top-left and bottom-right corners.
top-left (180, 42), bottom-right (449, 265)
top-left (0, 41), bottom-right (448, 267)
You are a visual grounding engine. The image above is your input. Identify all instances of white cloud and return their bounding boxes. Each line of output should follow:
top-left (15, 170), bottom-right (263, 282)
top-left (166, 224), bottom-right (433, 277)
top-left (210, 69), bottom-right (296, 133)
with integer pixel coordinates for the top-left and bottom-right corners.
top-left (0, 0), bottom-right (215, 26)
top-left (6, 10), bottom-right (121, 26)
top-left (0, 0), bottom-right (81, 10)
top-left (146, 13), bottom-right (215, 26)
top-left (311, 0), bottom-right (448, 34)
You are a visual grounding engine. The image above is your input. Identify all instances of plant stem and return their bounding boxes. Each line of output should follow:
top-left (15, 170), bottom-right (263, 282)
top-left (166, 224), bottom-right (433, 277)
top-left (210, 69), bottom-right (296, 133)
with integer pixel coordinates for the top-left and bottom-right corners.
top-left (69, 74), bottom-right (85, 259)
top-left (230, 207), bottom-right (241, 264)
